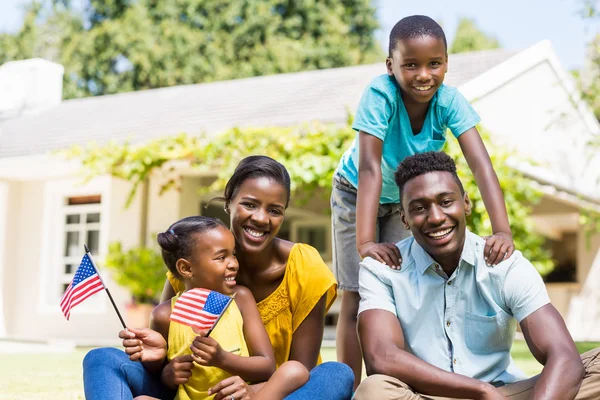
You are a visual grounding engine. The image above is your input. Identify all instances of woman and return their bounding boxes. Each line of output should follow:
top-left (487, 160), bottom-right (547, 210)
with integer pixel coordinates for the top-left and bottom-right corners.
top-left (83, 156), bottom-right (354, 400)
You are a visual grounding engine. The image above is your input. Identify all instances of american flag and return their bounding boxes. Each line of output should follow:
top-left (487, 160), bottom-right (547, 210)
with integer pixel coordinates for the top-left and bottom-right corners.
top-left (60, 254), bottom-right (104, 320)
top-left (170, 288), bottom-right (233, 332)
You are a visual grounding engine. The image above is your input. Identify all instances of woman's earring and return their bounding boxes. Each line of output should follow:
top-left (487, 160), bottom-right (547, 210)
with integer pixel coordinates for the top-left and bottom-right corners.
top-left (224, 206), bottom-right (230, 214)
top-left (404, 224), bottom-right (410, 230)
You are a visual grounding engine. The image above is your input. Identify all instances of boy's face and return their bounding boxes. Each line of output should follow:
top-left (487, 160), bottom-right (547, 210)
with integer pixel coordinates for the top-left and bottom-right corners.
top-left (386, 35), bottom-right (448, 105)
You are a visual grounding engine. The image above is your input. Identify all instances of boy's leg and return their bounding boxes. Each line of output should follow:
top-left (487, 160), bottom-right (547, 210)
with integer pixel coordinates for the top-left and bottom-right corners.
top-left (331, 174), bottom-right (363, 389)
top-left (378, 203), bottom-right (411, 252)
top-left (83, 347), bottom-right (175, 400)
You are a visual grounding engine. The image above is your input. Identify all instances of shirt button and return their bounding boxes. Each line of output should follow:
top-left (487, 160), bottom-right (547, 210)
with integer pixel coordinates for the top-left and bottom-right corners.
top-left (446, 320), bottom-right (451, 327)
top-left (447, 280), bottom-right (452, 285)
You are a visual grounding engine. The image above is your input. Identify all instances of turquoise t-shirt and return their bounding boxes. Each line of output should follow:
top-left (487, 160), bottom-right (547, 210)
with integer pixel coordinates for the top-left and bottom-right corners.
top-left (336, 74), bottom-right (481, 204)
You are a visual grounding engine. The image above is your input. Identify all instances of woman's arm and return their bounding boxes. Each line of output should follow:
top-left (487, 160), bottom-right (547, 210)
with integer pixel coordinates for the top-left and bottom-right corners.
top-left (192, 286), bottom-right (275, 382)
top-left (288, 294), bottom-right (327, 370)
top-left (458, 127), bottom-right (514, 265)
top-left (357, 132), bottom-right (401, 267)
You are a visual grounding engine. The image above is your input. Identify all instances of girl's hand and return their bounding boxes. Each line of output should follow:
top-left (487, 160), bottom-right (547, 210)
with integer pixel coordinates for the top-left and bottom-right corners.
top-left (208, 376), bottom-right (254, 400)
top-left (119, 327), bottom-right (167, 363)
top-left (161, 354), bottom-right (194, 389)
top-left (358, 241), bottom-right (402, 269)
top-left (484, 232), bottom-right (514, 266)
top-left (190, 333), bottom-right (225, 368)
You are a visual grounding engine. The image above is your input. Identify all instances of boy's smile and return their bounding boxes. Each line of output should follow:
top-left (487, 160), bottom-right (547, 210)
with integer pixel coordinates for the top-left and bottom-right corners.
top-left (386, 35), bottom-right (448, 107)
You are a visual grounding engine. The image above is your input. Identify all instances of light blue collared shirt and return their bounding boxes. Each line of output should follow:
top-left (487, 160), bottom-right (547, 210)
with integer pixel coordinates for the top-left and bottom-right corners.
top-left (358, 230), bottom-right (550, 384)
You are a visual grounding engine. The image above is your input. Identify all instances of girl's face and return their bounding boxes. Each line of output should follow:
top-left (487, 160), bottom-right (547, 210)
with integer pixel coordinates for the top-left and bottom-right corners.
top-left (177, 225), bottom-right (239, 295)
top-left (386, 35), bottom-right (448, 106)
top-left (228, 177), bottom-right (287, 254)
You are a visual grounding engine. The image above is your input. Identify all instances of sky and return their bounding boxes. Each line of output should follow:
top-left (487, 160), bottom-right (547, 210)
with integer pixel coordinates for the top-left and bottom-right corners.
top-left (0, 0), bottom-right (598, 70)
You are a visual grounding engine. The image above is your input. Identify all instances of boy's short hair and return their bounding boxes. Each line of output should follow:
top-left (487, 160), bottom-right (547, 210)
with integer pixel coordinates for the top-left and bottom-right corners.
top-left (388, 15), bottom-right (447, 57)
top-left (394, 152), bottom-right (464, 203)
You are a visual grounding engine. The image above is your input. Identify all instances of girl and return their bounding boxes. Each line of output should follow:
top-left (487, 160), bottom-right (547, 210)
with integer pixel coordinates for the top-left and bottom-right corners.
top-left (83, 156), bottom-right (354, 400)
top-left (130, 215), bottom-right (309, 400)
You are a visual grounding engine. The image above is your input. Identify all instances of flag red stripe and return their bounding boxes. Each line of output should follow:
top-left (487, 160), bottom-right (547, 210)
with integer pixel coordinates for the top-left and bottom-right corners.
top-left (172, 301), bottom-right (214, 315)
top-left (170, 309), bottom-right (218, 325)
top-left (66, 281), bottom-right (104, 310)
top-left (170, 315), bottom-right (215, 330)
top-left (60, 276), bottom-right (103, 313)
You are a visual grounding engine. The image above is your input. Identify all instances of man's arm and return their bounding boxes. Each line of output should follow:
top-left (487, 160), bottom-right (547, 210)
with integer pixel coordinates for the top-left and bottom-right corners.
top-left (357, 263), bottom-right (502, 399)
top-left (520, 304), bottom-right (584, 400)
top-left (358, 310), bottom-right (501, 399)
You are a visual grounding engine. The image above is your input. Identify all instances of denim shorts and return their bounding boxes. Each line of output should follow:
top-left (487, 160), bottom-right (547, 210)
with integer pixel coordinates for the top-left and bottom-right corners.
top-left (330, 173), bottom-right (411, 292)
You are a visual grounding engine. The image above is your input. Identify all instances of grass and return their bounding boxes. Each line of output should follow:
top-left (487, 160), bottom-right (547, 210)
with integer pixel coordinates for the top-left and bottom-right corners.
top-left (1, 342), bottom-right (598, 399)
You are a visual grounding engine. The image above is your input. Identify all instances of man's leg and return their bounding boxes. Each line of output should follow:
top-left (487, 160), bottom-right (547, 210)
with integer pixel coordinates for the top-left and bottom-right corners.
top-left (575, 347), bottom-right (600, 399)
top-left (354, 375), bottom-right (460, 400)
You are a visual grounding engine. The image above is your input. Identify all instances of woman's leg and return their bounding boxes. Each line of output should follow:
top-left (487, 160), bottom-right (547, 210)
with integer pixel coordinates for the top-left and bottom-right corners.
top-left (284, 362), bottom-right (354, 400)
top-left (83, 347), bottom-right (175, 400)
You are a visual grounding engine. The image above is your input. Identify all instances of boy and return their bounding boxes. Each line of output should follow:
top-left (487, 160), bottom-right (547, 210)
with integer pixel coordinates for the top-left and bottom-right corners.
top-left (332, 15), bottom-right (515, 388)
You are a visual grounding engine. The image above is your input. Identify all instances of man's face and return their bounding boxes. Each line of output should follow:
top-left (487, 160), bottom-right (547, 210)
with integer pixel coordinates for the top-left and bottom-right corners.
top-left (401, 171), bottom-right (471, 265)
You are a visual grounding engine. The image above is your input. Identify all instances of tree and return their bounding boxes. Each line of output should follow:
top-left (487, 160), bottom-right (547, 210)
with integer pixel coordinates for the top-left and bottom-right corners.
top-left (63, 122), bottom-right (555, 275)
top-left (1, 0), bottom-right (382, 99)
top-left (449, 17), bottom-right (501, 54)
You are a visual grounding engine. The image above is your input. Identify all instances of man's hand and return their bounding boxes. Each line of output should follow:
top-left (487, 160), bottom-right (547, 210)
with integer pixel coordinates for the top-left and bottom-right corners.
top-left (484, 232), bottom-right (514, 266)
top-left (208, 376), bottom-right (254, 400)
top-left (190, 333), bottom-right (225, 368)
top-left (161, 355), bottom-right (194, 389)
top-left (358, 241), bottom-right (402, 269)
top-left (119, 327), bottom-right (167, 363)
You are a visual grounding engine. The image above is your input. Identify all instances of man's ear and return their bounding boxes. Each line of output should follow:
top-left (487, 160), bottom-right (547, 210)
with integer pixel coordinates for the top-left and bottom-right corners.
top-left (386, 57), bottom-right (394, 76)
top-left (176, 258), bottom-right (193, 279)
top-left (400, 209), bottom-right (410, 230)
top-left (464, 193), bottom-right (472, 216)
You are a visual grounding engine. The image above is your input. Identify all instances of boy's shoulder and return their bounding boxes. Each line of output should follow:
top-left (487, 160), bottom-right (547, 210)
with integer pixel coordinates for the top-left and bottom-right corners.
top-left (434, 84), bottom-right (460, 108)
top-left (367, 74), bottom-right (400, 98)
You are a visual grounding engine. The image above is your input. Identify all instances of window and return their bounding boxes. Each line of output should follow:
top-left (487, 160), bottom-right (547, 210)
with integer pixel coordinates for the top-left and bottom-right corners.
top-left (59, 195), bottom-right (102, 294)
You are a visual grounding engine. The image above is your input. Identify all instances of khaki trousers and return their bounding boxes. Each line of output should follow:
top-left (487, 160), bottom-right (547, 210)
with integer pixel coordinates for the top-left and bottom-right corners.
top-left (353, 348), bottom-right (600, 400)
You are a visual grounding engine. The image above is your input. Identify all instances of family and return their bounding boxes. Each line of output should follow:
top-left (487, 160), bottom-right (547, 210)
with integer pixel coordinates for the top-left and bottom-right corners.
top-left (82, 15), bottom-right (600, 400)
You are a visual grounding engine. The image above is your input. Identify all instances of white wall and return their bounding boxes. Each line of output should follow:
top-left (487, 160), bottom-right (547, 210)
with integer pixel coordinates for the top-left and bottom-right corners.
top-left (0, 181), bottom-right (8, 337)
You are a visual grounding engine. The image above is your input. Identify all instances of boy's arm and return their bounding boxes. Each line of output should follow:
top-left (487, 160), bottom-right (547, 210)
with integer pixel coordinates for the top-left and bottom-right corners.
top-left (520, 304), bottom-right (584, 399)
top-left (357, 131), bottom-right (401, 268)
top-left (457, 127), bottom-right (514, 265)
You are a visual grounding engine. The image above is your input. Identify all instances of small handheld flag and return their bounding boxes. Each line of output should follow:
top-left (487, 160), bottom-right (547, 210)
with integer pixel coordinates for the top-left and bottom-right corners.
top-left (60, 254), bottom-right (104, 320)
top-left (60, 245), bottom-right (127, 329)
top-left (170, 288), bottom-right (234, 335)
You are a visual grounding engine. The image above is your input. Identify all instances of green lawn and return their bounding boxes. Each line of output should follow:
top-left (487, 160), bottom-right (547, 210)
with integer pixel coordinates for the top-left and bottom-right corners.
top-left (2, 342), bottom-right (598, 399)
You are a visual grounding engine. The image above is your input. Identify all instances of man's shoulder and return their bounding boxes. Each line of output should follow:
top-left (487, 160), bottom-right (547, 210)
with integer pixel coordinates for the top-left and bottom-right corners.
top-left (361, 237), bottom-right (417, 278)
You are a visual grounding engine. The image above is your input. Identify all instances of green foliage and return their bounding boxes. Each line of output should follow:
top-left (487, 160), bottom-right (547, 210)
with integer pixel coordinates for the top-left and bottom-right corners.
top-left (65, 121), bottom-right (555, 275)
top-left (104, 242), bottom-right (166, 304)
top-left (444, 131), bottom-right (554, 275)
top-left (1, 0), bottom-right (382, 99)
top-left (449, 17), bottom-right (501, 54)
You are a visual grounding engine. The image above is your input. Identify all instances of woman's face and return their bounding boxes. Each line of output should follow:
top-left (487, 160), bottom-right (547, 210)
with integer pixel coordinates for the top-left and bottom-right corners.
top-left (228, 177), bottom-right (287, 254)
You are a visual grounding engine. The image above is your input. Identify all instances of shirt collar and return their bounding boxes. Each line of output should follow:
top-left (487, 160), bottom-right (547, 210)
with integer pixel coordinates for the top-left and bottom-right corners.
top-left (412, 228), bottom-right (478, 275)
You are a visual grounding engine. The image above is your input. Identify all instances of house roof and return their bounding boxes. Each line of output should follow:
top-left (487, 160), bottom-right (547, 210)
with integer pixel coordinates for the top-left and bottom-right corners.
top-left (0, 48), bottom-right (518, 159)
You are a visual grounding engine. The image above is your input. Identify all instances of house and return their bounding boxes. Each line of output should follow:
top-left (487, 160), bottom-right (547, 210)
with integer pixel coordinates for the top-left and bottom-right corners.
top-left (0, 40), bottom-right (599, 343)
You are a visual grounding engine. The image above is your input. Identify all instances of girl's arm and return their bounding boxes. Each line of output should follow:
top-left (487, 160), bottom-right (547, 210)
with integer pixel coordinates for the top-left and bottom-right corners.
top-left (160, 279), bottom-right (176, 303)
top-left (192, 286), bottom-right (275, 382)
top-left (457, 127), bottom-right (515, 265)
top-left (357, 131), bottom-right (401, 268)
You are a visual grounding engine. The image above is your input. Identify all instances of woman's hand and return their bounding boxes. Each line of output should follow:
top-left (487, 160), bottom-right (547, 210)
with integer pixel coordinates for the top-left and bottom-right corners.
top-left (190, 333), bottom-right (225, 368)
top-left (208, 376), bottom-right (254, 400)
top-left (119, 327), bottom-right (167, 363)
top-left (484, 232), bottom-right (514, 266)
top-left (161, 354), bottom-right (194, 389)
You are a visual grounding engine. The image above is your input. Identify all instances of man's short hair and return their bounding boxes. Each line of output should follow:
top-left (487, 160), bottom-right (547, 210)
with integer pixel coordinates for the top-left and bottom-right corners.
top-left (395, 152), bottom-right (465, 203)
top-left (388, 15), bottom-right (448, 57)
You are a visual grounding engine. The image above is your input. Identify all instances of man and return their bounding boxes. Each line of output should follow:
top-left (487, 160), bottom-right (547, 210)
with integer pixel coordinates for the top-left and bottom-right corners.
top-left (354, 152), bottom-right (600, 399)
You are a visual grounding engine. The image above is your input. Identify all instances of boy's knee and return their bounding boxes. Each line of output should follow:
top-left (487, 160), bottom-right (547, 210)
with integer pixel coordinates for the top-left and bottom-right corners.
top-left (354, 374), bottom-right (412, 400)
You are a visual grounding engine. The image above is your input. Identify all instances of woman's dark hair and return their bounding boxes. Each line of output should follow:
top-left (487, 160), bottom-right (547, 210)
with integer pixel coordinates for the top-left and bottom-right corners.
top-left (221, 155), bottom-right (291, 208)
top-left (157, 216), bottom-right (227, 278)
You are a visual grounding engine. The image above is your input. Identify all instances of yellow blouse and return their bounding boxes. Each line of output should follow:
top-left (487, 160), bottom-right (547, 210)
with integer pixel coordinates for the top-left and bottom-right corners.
top-left (168, 243), bottom-right (337, 368)
top-left (167, 295), bottom-right (249, 400)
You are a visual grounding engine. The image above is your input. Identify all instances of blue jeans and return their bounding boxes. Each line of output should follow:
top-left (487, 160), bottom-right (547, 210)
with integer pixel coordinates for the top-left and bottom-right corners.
top-left (83, 348), bottom-right (354, 400)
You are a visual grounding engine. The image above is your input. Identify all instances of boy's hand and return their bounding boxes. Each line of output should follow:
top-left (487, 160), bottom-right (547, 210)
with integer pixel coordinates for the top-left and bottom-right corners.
top-left (161, 354), bottom-right (194, 389)
top-left (190, 333), bottom-right (225, 368)
top-left (484, 232), bottom-right (514, 266)
top-left (119, 327), bottom-right (167, 362)
top-left (358, 241), bottom-right (402, 269)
